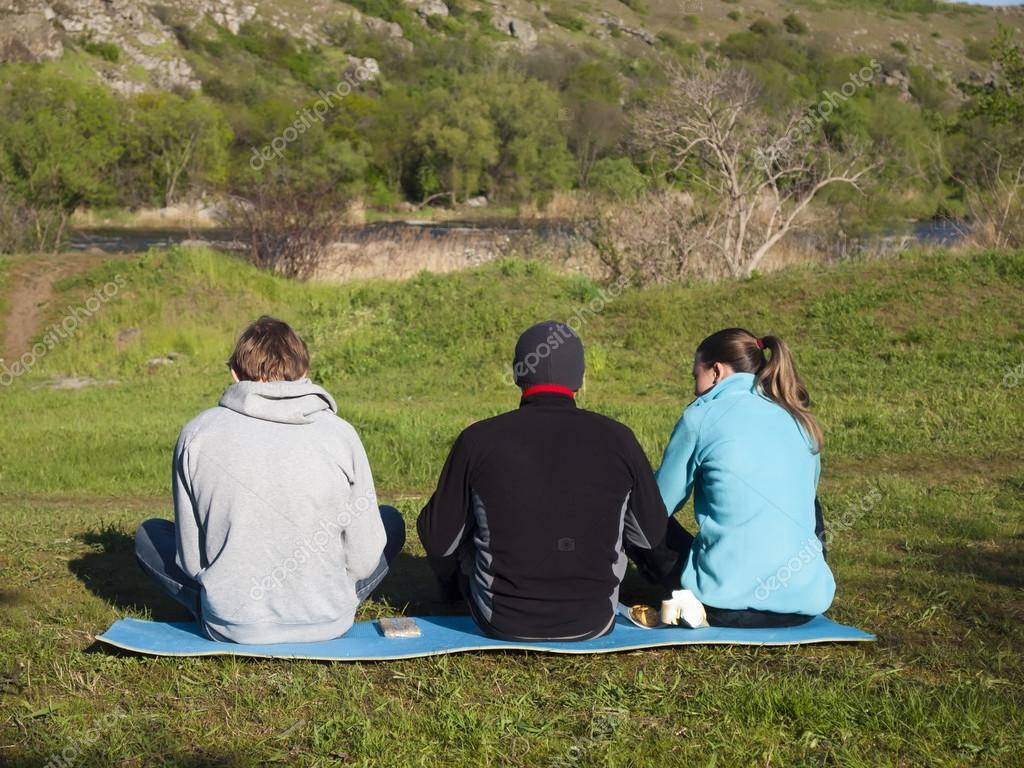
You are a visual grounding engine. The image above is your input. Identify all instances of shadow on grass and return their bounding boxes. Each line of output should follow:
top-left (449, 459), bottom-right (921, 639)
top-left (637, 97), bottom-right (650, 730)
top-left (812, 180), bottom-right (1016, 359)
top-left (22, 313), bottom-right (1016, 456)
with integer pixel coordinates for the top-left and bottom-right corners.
top-left (11, 744), bottom-right (253, 767)
top-left (926, 534), bottom-right (1024, 590)
top-left (920, 535), bottom-right (1024, 632)
top-left (371, 551), bottom-right (468, 616)
top-left (0, 588), bottom-right (28, 607)
top-left (68, 527), bottom-right (192, 623)
top-left (68, 527), bottom-right (674, 628)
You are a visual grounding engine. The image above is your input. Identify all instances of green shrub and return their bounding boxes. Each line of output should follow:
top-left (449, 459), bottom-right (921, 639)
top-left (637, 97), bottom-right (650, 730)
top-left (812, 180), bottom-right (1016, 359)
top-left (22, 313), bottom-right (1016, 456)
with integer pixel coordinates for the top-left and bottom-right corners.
top-left (727, 10), bottom-right (742, 21)
top-left (782, 13), bottom-right (808, 35)
top-left (720, 30), bottom-right (803, 70)
top-left (891, 40), bottom-right (910, 54)
top-left (748, 19), bottom-right (778, 36)
top-left (657, 30), bottom-right (701, 59)
top-left (81, 38), bottom-right (121, 63)
top-left (587, 157), bottom-right (647, 199)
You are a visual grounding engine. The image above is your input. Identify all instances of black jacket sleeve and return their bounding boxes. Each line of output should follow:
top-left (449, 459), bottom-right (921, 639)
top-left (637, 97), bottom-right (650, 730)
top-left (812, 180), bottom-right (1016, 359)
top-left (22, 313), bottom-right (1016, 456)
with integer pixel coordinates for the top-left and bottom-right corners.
top-left (417, 431), bottom-right (474, 558)
top-left (622, 430), bottom-right (669, 551)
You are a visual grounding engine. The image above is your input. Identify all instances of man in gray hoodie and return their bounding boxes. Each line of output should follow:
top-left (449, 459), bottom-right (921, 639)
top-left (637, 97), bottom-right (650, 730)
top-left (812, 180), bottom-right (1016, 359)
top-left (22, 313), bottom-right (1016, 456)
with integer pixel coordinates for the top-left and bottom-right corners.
top-left (134, 316), bottom-right (404, 644)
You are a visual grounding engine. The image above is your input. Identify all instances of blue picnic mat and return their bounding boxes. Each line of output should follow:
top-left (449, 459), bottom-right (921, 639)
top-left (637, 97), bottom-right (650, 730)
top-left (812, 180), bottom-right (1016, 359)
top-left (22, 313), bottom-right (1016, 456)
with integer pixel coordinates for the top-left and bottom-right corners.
top-left (96, 613), bottom-right (874, 660)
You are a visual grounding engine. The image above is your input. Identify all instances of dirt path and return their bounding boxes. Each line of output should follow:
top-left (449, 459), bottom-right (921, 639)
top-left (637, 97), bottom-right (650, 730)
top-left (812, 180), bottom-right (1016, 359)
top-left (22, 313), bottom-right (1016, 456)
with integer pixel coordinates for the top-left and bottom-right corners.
top-left (1, 252), bottom-right (116, 362)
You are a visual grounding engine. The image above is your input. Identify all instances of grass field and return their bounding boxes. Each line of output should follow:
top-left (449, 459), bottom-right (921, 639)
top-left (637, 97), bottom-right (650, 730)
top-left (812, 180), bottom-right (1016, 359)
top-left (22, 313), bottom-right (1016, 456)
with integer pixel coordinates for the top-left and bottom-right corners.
top-left (0, 246), bottom-right (1022, 766)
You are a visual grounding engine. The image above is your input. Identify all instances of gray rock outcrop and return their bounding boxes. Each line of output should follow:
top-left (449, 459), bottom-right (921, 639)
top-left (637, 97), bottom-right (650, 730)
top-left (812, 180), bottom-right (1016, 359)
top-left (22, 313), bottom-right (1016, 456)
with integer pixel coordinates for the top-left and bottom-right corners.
top-left (491, 12), bottom-right (537, 49)
top-left (0, 12), bottom-right (63, 62)
top-left (406, 0), bottom-right (448, 19)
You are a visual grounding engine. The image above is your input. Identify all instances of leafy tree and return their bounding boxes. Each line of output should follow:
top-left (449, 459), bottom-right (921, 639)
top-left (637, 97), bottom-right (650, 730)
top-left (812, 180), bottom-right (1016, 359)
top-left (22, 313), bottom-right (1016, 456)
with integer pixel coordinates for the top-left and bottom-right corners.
top-left (950, 27), bottom-right (1024, 246)
top-left (959, 27), bottom-right (1024, 146)
top-left (407, 70), bottom-right (573, 205)
top-left (122, 92), bottom-right (233, 206)
top-left (562, 61), bottom-right (629, 186)
top-left (473, 71), bottom-right (574, 203)
top-left (821, 89), bottom-right (945, 221)
top-left (0, 71), bottom-right (123, 248)
top-left (413, 88), bottom-right (499, 204)
top-left (231, 98), bottom-right (370, 197)
top-left (359, 87), bottom-right (424, 200)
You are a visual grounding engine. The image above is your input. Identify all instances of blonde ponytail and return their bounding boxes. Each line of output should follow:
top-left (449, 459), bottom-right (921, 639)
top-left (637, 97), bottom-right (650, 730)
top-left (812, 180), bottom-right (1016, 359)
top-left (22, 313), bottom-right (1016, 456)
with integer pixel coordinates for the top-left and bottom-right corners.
top-left (756, 335), bottom-right (823, 452)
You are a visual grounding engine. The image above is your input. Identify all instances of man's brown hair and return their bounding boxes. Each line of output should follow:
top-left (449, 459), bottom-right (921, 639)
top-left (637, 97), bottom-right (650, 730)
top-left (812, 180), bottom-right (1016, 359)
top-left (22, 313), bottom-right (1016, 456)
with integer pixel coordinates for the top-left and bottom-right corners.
top-left (229, 316), bottom-right (310, 382)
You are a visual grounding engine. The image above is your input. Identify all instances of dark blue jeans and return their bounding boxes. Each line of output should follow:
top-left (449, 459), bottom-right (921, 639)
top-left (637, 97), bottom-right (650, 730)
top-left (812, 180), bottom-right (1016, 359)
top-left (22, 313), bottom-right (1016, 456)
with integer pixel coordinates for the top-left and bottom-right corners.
top-left (627, 501), bottom-right (826, 628)
top-left (134, 505), bottom-right (407, 624)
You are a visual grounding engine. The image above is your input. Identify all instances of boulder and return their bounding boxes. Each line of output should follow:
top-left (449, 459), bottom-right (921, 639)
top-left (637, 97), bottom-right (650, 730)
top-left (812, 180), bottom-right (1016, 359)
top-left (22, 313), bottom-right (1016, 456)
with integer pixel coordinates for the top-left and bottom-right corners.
top-left (0, 12), bottom-right (63, 63)
top-left (407, 0), bottom-right (448, 18)
top-left (363, 16), bottom-right (405, 39)
top-left (881, 67), bottom-right (912, 102)
top-left (347, 55), bottom-right (380, 81)
top-left (491, 14), bottom-right (538, 49)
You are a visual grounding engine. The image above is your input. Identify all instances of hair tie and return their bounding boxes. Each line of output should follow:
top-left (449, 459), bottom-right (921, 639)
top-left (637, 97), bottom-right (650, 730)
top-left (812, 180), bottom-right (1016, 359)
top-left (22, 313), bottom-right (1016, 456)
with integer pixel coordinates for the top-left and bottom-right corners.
top-left (755, 337), bottom-right (765, 350)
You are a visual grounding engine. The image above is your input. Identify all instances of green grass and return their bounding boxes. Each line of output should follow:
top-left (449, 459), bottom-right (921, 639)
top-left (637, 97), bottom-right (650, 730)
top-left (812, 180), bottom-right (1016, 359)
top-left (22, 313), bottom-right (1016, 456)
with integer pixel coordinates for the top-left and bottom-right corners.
top-left (0, 246), bottom-right (1022, 765)
top-left (545, 10), bottom-right (588, 32)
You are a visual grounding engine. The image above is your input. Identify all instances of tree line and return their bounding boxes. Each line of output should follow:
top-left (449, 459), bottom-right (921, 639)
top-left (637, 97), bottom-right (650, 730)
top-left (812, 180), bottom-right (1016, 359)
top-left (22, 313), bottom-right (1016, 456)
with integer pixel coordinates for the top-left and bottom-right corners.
top-left (0, 17), bottom-right (1020, 258)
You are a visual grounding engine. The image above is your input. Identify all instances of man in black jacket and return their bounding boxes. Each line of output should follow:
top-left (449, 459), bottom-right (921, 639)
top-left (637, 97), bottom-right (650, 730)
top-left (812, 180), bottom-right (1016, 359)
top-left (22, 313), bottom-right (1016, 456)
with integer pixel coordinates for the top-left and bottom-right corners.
top-left (417, 321), bottom-right (671, 641)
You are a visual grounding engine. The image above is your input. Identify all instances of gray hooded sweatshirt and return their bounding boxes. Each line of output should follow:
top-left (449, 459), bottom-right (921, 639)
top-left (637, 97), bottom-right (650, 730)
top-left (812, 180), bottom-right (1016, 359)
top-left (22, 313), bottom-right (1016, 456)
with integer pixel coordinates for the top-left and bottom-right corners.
top-left (172, 379), bottom-right (386, 644)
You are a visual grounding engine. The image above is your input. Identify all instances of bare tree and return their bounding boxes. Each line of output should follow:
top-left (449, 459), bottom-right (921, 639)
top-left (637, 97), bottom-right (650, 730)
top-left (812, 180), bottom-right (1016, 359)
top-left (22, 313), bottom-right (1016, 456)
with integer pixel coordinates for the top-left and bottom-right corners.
top-left (0, 188), bottom-right (67, 254)
top-left (634, 63), bottom-right (876, 278)
top-left (227, 182), bottom-right (349, 280)
top-left (575, 189), bottom-right (707, 284)
top-left (954, 145), bottom-right (1024, 249)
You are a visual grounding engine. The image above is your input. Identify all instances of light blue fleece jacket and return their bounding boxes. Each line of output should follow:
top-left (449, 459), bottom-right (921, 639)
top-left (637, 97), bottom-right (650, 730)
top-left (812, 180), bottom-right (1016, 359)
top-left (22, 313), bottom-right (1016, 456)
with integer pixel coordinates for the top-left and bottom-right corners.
top-left (655, 372), bottom-right (835, 615)
top-left (172, 379), bottom-right (386, 644)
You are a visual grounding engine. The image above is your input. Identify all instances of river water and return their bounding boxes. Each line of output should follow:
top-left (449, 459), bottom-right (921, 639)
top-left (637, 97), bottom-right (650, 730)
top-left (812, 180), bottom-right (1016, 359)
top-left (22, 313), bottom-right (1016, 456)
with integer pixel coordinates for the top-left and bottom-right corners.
top-left (68, 217), bottom-right (964, 255)
top-left (68, 218), bottom-right (575, 254)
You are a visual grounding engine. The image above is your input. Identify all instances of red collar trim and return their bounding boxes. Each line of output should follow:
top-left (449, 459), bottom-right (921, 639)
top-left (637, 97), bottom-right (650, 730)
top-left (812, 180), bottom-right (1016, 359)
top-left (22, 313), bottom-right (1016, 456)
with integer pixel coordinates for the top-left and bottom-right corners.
top-left (521, 384), bottom-right (575, 399)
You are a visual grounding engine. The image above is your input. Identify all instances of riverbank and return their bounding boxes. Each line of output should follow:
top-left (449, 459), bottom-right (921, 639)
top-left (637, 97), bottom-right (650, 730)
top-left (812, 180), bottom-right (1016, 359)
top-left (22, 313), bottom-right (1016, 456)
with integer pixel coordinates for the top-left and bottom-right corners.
top-left (65, 215), bottom-right (970, 284)
top-left (69, 200), bottom-right (530, 232)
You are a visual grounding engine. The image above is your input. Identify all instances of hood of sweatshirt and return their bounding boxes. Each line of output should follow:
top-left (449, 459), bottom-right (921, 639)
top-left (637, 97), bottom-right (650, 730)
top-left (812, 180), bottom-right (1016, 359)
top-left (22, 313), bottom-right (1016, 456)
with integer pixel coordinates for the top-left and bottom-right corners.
top-left (218, 379), bottom-right (337, 424)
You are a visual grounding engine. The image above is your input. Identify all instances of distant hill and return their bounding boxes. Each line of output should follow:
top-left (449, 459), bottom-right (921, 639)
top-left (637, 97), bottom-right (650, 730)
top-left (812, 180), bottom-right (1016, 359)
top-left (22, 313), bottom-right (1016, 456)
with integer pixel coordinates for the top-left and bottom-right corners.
top-left (1, 0), bottom-right (1022, 246)
top-left (1, 0), bottom-right (1021, 94)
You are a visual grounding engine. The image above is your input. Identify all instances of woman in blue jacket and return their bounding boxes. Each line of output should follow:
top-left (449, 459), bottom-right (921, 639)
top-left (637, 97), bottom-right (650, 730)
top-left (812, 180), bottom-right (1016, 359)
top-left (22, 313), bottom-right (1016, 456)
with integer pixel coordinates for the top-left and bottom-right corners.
top-left (638, 328), bottom-right (835, 628)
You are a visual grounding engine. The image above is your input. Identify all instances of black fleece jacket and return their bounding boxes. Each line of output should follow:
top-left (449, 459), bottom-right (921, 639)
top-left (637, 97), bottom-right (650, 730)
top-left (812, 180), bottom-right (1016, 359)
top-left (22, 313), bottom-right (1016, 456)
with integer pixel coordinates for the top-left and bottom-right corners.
top-left (417, 390), bottom-right (668, 641)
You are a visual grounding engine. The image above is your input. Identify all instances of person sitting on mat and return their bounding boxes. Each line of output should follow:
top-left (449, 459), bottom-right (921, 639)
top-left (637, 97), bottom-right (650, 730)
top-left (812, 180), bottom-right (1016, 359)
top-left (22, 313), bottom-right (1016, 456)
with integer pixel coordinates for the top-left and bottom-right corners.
top-left (134, 316), bottom-right (405, 644)
top-left (416, 320), bottom-right (670, 642)
top-left (630, 328), bottom-right (834, 628)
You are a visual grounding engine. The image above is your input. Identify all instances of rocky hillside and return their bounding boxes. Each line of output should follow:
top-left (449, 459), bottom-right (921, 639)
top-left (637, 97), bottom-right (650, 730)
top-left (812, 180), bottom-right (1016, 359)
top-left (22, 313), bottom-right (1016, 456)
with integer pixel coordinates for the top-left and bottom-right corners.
top-left (1, 0), bottom-right (1022, 96)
